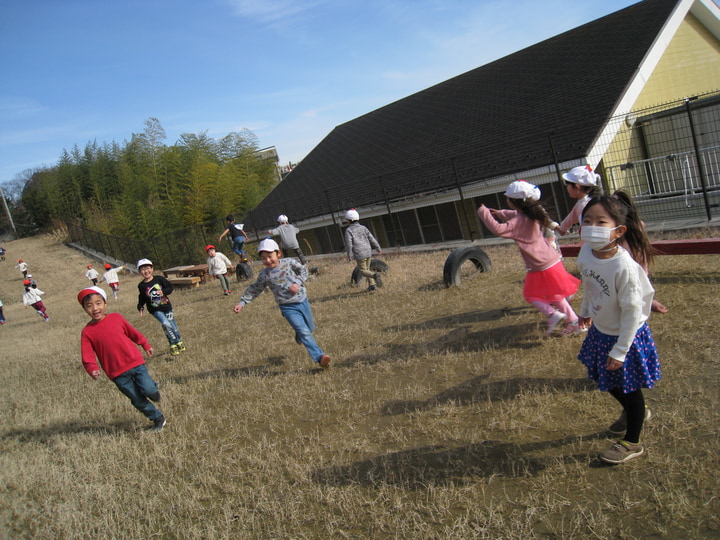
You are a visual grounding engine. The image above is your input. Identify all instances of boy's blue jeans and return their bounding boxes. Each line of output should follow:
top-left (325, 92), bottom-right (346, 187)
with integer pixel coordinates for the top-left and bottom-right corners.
top-left (231, 238), bottom-right (246, 256)
top-left (113, 364), bottom-right (163, 421)
top-left (152, 310), bottom-right (181, 345)
top-left (279, 298), bottom-right (325, 362)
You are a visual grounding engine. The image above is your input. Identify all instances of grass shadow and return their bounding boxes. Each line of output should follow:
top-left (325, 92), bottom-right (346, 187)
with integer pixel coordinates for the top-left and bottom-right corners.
top-left (381, 375), bottom-right (596, 415)
top-left (1, 420), bottom-right (138, 444)
top-left (341, 322), bottom-right (543, 368)
top-left (385, 306), bottom-right (533, 332)
top-left (312, 431), bottom-right (609, 488)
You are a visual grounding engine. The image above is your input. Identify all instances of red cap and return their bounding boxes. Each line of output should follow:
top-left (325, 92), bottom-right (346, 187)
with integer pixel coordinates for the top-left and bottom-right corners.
top-left (205, 245), bottom-right (215, 252)
top-left (87, 264), bottom-right (93, 268)
top-left (104, 263), bottom-right (112, 269)
top-left (23, 279), bottom-right (31, 285)
top-left (77, 286), bottom-right (107, 304)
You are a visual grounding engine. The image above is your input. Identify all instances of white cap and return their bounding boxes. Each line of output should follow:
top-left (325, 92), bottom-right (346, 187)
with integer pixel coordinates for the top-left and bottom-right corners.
top-left (277, 214), bottom-right (288, 223)
top-left (258, 238), bottom-right (280, 253)
top-left (137, 258), bottom-right (153, 268)
top-left (562, 165), bottom-right (600, 186)
top-left (345, 209), bottom-right (360, 221)
top-left (504, 180), bottom-right (541, 201)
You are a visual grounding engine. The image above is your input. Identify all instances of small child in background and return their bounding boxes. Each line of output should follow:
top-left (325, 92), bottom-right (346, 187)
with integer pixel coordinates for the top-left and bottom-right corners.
top-left (205, 245), bottom-right (233, 296)
top-left (0, 246), bottom-right (6, 261)
top-left (85, 264), bottom-right (99, 286)
top-left (553, 165), bottom-right (601, 237)
top-left (22, 279), bottom-right (49, 321)
top-left (15, 259), bottom-right (28, 278)
top-left (218, 214), bottom-right (250, 259)
top-left (344, 209), bottom-right (383, 292)
top-left (79, 286), bottom-right (166, 432)
top-left (136, 258), bottom-right (186, 356)
top-left (0, 296), bottom-right (6, 324)
top-left (269, 214), bottom-right (307, 265)
top-left (101, 263), bottom-right (125, 299)
top-left (234, 238), bottom-right (331, 368)
top-left (576, 193), bottom-right (660, 464)
top-left (477, 180), bottom-right (581, 335)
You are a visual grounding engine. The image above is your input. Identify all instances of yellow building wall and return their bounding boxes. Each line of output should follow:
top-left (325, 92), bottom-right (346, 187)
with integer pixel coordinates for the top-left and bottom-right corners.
top-left (634, 14), bottom-right (720, 109)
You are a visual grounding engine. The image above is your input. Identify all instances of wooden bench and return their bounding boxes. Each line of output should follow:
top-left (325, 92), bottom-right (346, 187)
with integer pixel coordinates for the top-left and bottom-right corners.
top-left (560, 238), bottom-right (720, 258)
top-left (167, 276), bottom-right (202, 288)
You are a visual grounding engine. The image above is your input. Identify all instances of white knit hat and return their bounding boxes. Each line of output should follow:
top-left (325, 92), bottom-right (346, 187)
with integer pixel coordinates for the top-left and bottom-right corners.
top-left (258, 238), bottom-right (280, 253)
top-left (504, 180), bottom-right (541, 201)
top-left (562, 165), bottom-right (600, 186)
top-left (344, 209), bottom-right (360, 221)
top-left (137, 258), bottom-right (153, 268)
top-left (277, 214), bottom-right (289, 223)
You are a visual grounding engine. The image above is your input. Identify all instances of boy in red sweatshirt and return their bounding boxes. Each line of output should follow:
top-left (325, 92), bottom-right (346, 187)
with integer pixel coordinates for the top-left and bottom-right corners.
top-left (79, 286), bottom-right (166, 432)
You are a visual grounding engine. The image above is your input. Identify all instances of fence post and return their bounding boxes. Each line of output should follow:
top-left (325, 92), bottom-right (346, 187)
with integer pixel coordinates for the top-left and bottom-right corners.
top-left (685, 97), bottom-right (713, 221)
top-left (450, 158), bottom-right (476, 240)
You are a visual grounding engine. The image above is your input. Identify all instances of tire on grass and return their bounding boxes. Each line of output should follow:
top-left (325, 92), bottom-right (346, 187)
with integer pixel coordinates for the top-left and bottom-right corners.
top-left (351, 258), bottom-right (389, 286)
top-left (236, 262), bottom-right (254, 282)
top-left (443, 247), bottom-right (492, 287)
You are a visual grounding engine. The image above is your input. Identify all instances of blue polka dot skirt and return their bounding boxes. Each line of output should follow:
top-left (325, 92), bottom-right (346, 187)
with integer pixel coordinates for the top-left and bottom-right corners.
top-left (578, 322), bottom-right (661, 393)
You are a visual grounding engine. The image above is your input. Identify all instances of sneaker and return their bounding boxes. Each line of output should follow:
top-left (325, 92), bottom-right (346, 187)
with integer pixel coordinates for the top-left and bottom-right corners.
top-left (177, 341), bottom-right (186, 352)
top-left (150, 416), bottom-right (166, 433)
top-left (562, 321), bottom-right (586, 336)
top-left (170, 345), bottom-right (180, 356)
top-left (318, 355), bottom-right (331, 368)
top-left (295, 333), bottom-right (302, 345)
top-left (600, 440), bottom-right (644, 464)
top-left (374, 272), bottom-right (383, 288)
top-left (366, 285), bottom-right (377, 292)
top-left (608, 408), bottom-right (651, 435)
top-left (545, 311), bottom-right (566, 336)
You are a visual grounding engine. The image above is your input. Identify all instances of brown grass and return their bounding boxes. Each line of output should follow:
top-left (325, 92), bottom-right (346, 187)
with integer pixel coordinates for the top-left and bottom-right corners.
top-left (0, 232), bottom-right (718, 539)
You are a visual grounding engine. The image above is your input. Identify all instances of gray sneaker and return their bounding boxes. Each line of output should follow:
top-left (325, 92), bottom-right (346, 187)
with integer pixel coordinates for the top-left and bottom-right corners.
top-left (150, 416), bottom-right (166, 432)
top-left (608, 408), bottom-right (651, 435)
top-left (373, 272), bottom-right (383, 288)
top-left (600, 440), bottom-right (644, 464)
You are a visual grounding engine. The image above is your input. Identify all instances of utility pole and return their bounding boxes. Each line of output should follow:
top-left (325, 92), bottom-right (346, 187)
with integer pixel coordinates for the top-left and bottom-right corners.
top-left (0, 184), bottom-right (17, 238)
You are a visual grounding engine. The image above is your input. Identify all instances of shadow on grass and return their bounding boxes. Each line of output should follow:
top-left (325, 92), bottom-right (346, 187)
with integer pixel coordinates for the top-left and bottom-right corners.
top-left (311, 431), bottom-right (609, 487)
top-left (1, 419), bottom-right (138, 444)
top-left (650, 273), bottom-right (720, 285)
top-left (385, 306), bottom-right (534, 332)
top-left (341, 322), bottom-right (542, 368)
top-left (166, 356), bottom-right (329, 384)
top-left (381, 375), bottom-right (596, 415)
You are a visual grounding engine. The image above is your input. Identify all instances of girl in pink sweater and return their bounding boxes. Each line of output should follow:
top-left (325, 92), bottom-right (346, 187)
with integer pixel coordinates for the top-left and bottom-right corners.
top-left (478, 180), bottom-right (581, 336)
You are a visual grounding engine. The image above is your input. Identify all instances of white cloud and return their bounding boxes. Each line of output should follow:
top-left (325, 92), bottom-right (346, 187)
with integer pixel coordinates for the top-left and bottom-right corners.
top-left (224, 0), bottom-right (328, 25)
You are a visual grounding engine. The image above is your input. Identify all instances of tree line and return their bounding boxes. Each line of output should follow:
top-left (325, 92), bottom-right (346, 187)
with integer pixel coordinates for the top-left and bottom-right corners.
top-left (10, 118), bottom-right (279, 238)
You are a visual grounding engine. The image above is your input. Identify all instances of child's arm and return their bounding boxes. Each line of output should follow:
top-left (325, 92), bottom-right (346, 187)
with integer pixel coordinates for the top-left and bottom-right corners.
top-left (235, 277), bottom-right (267, 311)
top-left (81, 332), bottom-right (102, 379)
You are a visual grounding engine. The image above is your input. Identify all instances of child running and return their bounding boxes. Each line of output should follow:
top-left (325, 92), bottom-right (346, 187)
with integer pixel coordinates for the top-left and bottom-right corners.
top-left (85, 264), bottom-right (99, 286)
top-left (576, 192), bottom-right (661, 464)
top-left (79, 286), bottom-right (166, 432)
top-left (101, 263), bottom-right (125, 299)
top-left (136, 258), bottom-right (186, 356)
top-left (22, 279), bottom-right (49, 321)
top-left (554, 165), bottom-right (601, 237)
top-left (205, 245), bottom-right (233, 296)
top-left (15, 259), bottom-right (28, 278)
top-left (477, 180), bottom-right (581, 335)
top-left (234, 238), bottom-right (331, 368)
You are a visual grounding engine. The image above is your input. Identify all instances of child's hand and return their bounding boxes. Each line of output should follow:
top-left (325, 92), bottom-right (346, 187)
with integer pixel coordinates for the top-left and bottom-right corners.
top-left (288, 283), bottom-right (300, 295)
top-left (234, 304), bottom-right (243, 313)
top-left (90, 369), bottom-right (102, 380)
top-left (578, 317), bottom-right (592, 329)
top-left (146, 347), bottom-right (154, 357)
top-left (606, 357), bottom-right (623, 371)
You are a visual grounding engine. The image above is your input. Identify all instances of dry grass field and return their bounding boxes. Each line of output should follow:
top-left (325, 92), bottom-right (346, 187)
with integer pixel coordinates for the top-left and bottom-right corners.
top-left (0, 231), bottom-right (718, 539)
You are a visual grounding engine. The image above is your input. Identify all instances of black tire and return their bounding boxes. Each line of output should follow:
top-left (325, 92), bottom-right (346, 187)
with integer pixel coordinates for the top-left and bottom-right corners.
top-left (443, 247), bottom-right (492, 287)
top-left (236, 262), bottom-right (254, 282)
top-left (351, 258), bottom-right (389, 285)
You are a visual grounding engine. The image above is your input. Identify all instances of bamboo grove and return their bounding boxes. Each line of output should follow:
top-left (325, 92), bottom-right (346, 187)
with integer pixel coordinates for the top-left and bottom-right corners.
top-left (18, 118), bottom-right (279, 238)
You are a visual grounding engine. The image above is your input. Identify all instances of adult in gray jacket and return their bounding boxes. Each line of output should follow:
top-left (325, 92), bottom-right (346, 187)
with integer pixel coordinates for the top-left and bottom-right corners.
top-left (268, 215), bottom-right (307, 265)
top-left (344, 209), bottom-right (383, 291)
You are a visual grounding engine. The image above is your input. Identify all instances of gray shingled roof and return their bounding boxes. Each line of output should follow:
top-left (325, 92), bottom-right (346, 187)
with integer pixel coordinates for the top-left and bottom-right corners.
top-left (247, 0), bottom-right (680, 228)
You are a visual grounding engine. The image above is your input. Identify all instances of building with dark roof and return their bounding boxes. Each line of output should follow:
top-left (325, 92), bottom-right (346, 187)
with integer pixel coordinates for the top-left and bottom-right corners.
top-left (246, 0), bottom-right (720, 253)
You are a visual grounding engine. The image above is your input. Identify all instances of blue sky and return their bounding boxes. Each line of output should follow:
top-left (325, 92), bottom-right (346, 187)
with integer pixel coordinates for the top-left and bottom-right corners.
top-left (0, 0), bottom-right (676, 187)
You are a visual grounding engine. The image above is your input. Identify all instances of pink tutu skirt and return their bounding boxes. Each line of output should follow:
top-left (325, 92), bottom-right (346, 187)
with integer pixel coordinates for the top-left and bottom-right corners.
top-left (524, 261), bottom-right (580, 303)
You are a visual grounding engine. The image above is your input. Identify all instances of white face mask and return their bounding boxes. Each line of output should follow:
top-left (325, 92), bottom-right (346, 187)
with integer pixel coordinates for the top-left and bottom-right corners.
top-left (581, 225), bottom-right (619, 251)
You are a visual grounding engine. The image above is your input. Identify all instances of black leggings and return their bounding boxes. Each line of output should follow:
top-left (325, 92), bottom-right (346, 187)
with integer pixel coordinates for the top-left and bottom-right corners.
top-left (609, 387), bottom-right (645, 443)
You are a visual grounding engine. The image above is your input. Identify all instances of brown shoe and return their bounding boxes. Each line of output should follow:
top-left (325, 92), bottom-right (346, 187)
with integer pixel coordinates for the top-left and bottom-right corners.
top-left (600, 440), bottom-right (644, 464)
top-left (318, 355), bottom-right (331, 368)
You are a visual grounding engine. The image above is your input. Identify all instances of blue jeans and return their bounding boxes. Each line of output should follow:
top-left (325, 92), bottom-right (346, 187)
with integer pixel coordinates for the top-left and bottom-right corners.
top-left (113, 364), bottom-right (163, 421)
top-left (279, 299), bottom-right (325, 362)
top-left (152, 310), bottom-right (181, 345)
top-left (231, 238), bottom-right (246, 257)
